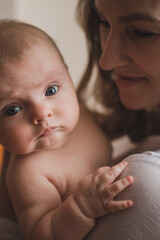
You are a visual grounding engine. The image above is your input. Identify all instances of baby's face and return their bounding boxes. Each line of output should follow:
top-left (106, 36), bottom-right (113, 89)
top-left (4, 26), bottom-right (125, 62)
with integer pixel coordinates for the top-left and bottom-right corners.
top-left (0, 40), bottom-right (79, 154)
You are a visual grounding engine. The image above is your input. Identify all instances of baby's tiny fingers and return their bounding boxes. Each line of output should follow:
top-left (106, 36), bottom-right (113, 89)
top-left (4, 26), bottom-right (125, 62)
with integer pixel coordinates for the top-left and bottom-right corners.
top-left (102, 176), bottom-right (133, 200)
top-left (105, 199), bottom-right (133, 212)
top-left (104, 161), bottom-right (128, 184)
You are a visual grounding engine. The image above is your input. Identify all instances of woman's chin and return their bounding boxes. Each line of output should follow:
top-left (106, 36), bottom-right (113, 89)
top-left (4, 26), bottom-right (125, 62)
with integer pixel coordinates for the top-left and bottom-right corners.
top-left (120, 95), bottom-right (145, 111)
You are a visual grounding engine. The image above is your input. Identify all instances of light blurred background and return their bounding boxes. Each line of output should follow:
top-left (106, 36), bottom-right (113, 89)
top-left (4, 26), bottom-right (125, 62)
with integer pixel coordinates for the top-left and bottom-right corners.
top-left (0, 0), bottom-right (87, 87)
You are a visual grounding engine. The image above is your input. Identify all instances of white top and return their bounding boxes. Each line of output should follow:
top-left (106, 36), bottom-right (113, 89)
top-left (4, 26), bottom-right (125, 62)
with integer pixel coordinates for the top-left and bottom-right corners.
top-left (86, 151), bottom-right (160, 240)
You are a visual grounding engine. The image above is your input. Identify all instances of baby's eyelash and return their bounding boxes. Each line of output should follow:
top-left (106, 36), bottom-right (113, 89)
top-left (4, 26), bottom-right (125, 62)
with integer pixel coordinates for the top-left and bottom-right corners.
top-left (45, 85), bottom-right (59, 96)
top-left (3, 105), bottom-right (22, 117)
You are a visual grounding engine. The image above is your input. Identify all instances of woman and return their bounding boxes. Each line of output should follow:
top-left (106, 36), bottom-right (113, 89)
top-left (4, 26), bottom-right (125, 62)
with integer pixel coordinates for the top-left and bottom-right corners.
top-left (77, 0), bottom-right (160, 141)
top-left (76, 0), bottom-right (160, 239)
top-left (1, 0), bottom-right (160, 239)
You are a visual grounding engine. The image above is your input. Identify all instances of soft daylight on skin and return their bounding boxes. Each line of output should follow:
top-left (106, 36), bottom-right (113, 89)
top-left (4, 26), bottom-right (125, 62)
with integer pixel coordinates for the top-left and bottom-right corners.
top-left (0, 40), bottom-right (79, 154)
top-left (0, 21), bottom-right (133, 240)
top-left (95, 0), bottom-right (160, 110)
top-left (0, 2), bottom-right (160, 239)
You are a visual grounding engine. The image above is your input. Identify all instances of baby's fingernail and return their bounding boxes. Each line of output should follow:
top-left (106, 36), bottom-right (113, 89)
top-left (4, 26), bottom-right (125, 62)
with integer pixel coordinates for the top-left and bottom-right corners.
top-left (127, 200), bottom-right (133, 207)
top-left (127, 176), bottom-right (133, 183)
top-left (122, 161), bottom-right (128, 166)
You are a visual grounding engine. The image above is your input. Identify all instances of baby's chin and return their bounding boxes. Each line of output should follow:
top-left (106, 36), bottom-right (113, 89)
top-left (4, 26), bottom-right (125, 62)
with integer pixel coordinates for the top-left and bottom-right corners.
top-left (5, 144), bottom-right (39, 156)
top-left (33, 134), bottom-right (70, 152)
top-left (6, 132), bottom-right (70, 156)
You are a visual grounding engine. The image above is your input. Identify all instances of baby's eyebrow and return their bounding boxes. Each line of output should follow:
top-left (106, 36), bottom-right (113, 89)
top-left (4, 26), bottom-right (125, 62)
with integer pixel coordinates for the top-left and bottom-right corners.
top-left (0, 96), bottom-right (7, 102)
top-left (118, 12), bottom-right (160, 24)
top-left (32, 71), bottom-right (64, 88)
top-left (0, 92), bottom-right (15, 103)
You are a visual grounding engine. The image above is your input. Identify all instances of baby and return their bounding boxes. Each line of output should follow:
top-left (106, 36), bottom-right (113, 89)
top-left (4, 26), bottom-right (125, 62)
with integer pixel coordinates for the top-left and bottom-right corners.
top-left (0, 19), bottom-right (133, 240)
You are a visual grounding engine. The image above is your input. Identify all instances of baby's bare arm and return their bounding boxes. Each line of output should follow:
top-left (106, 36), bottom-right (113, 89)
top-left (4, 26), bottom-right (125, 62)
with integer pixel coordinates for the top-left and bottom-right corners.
top-left (31, 162), bottom-right (133, 240)
top-left (6, 107), bottom-right (132, 240)
top-left (7, 157), bottom-right (132, 240)
top-left (6, 156), bottom-right (95, 240)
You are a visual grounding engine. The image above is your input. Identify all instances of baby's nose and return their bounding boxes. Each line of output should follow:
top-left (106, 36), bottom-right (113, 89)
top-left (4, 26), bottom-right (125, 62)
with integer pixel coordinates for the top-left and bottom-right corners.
top-left (32, 104), bottom-right (53, 125)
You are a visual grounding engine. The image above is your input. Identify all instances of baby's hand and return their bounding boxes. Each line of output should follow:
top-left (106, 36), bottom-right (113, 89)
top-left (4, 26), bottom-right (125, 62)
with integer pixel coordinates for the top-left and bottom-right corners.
top-left (73, 161), bottom-right (133, 219)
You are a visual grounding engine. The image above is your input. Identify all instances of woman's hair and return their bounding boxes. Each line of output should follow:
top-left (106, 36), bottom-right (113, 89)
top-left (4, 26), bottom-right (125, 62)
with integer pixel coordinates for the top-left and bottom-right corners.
top-left (76, 0), bottom-right (160, 142)
top-left (0, 19), bottom-right (65, 68)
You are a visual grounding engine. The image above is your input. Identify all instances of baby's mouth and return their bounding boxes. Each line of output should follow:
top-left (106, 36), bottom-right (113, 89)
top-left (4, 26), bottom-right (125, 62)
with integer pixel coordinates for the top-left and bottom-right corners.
top-left (38, 127), bottom-right (57, 138)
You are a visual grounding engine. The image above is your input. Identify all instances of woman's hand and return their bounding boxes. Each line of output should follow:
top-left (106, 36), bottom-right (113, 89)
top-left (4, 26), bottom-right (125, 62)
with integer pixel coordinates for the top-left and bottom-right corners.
top-left (73, 161), bottom-right (133, 219)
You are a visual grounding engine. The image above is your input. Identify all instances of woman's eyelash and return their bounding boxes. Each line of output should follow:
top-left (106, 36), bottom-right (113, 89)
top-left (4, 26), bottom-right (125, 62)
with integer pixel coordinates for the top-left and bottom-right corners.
top-left (131, 28), bottom-right (158, 39)
top-left (94, 7), bottom-right (110, 28)
top-left (99, 18), bottom-right (110, 28)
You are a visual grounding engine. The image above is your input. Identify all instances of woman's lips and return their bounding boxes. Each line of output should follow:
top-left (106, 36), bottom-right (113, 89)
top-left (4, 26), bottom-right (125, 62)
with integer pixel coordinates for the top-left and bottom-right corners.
top-left (115, 75), bottom-right (147, 88)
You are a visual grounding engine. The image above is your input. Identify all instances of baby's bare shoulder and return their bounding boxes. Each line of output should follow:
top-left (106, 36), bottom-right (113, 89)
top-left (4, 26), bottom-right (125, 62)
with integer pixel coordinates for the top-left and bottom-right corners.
top-left (70, 105), bottom-right (112, 165)
top-left (75, 105), bottom-right (108, 141)
top-left (9, 150), bottom-right (65, 178)
top-left (81, 105), bottom-right (111, 143)
top-left (7, 151), bottom-right (66, 195)
top-left (8, 151), bottom-right (50, 174)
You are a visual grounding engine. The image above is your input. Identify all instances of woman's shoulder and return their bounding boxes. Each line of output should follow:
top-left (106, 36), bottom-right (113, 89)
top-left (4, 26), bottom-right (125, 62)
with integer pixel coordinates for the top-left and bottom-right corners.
top-left (124, 150), bottom-right (160, 164)
top-left (85, 150), bottom-right (160, 240)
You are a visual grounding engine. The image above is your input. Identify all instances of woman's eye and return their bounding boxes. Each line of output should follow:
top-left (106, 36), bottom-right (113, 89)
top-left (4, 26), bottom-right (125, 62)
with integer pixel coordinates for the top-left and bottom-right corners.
top-left (45, 85), bottom-right (58, 96)
top-left (132, 28), bottom-right (156, 39)
top-left (94, 6), bottom-right (110, 29)
top-left (98, 18), bottom-right (110, 29)
top-left (4, 106), bottom-right (22, 116)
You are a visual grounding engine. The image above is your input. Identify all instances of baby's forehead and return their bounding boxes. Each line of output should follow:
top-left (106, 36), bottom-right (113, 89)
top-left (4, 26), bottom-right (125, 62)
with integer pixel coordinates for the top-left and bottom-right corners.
top-left (3, 36), bottom-right (63, 62)
top-left (0, 39), bottom-right (68, 90)
top-left (1, 41), bottom-right (66, 77)
top-left (0, 56), bottom-right (22, 76)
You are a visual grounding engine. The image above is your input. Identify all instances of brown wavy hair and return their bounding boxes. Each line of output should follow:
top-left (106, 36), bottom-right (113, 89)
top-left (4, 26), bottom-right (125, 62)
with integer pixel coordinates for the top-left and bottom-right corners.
top-left (76, 0), bottom-right (160, 142)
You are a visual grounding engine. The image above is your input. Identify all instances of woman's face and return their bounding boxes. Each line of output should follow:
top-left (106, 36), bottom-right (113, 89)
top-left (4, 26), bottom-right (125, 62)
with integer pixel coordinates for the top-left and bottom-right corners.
top-left (95, 0), bottom-right (160, 110)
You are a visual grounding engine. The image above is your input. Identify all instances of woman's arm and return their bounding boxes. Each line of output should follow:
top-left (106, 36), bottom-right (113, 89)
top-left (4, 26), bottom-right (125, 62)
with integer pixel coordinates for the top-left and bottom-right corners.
top-left (85, 152), bottom-right (160, 240)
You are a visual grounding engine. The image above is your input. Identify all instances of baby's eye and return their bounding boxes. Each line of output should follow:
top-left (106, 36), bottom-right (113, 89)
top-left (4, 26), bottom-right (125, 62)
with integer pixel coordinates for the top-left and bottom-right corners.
top-left (4, 106), bottom-right (22, 116)
top-left (45, 85), bottom-right (59, 96)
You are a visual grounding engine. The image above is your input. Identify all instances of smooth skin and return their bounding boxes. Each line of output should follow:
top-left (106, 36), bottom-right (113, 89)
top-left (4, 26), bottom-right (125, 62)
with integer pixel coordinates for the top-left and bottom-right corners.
top-left (95, 0), bottom-right (160, 110)
top-left (0, 38), bottom-right (133, 240)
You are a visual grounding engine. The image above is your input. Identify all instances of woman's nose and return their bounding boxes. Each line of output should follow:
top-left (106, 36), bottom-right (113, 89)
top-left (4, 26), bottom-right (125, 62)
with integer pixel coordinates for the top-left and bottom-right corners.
top-left (99, 32), bottom-right (131, 71)
top-left (32, 103), bottom-right (53, 125)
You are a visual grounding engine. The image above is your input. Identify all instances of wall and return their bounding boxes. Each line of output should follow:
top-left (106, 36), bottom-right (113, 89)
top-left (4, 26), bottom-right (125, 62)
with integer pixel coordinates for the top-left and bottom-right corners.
top-left (0, 0), bottom-right (87, 86)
